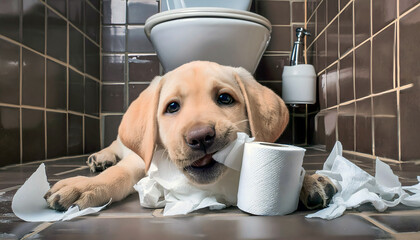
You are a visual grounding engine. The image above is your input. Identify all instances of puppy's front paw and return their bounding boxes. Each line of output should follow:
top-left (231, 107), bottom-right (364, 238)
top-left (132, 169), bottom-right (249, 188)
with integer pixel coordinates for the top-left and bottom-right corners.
top-left (300, 174), bottom-right (337, 209)
top-left (87, 151), bottom-right (117, 172)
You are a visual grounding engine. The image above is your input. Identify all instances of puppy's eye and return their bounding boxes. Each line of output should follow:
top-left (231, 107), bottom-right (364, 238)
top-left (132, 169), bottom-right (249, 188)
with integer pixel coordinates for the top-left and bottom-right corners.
top-left (166, 102), bottom-right (180, 113)
top-left (217, 93), bottom-right (234, 105)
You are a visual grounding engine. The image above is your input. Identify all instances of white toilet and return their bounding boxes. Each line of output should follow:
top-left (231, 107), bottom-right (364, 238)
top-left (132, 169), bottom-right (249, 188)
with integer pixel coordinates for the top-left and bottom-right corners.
top-left (144, 0), bottom-right (271, 74)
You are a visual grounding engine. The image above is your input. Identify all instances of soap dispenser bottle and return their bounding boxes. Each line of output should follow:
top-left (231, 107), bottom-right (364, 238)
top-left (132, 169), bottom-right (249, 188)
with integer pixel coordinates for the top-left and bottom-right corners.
top-left (290, 28), bottom-right (311, 66)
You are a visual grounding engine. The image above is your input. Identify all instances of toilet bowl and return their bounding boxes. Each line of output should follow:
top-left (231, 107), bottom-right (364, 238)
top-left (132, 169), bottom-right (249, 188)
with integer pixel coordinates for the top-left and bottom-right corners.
top-left (144, 5), bottom-right (271, 74)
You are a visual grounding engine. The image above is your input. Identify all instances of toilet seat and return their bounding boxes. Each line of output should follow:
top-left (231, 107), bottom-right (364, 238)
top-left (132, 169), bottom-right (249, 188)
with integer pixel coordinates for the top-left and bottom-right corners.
top-left (145, 7), bottom-right (271, 37)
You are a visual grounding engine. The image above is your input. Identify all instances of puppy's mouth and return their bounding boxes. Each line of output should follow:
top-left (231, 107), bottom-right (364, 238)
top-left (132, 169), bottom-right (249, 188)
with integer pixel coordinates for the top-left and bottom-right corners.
top-left (183, 153), bottom-right (226, 185)
top-left (190, 154), bottom-right (216, 168)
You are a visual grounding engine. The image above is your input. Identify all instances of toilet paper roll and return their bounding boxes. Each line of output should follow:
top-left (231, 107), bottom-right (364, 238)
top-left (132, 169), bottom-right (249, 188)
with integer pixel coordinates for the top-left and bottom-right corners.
top-left (237, 142), bottom-right (306, 215)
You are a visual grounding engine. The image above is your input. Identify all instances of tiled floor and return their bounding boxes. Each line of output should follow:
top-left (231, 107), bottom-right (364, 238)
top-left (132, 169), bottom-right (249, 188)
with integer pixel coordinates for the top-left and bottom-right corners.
top-left (1, 148), bottom-right (420, 239)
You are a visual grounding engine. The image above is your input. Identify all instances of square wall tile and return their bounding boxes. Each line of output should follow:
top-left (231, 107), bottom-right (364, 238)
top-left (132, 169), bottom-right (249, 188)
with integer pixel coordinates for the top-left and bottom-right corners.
top-left (354, 0), bottom-right (371, 46)
top-left (372, 24), bottom-right (395, 94)
top-left (315, 113), bottom-right (326, 145)
top-left (47, 112), bottom-right (67, 158)
top-left (69, 69), bottom-right (84, 113)
top-left (22, 108), bottom-right (45, 162)
top-left (255, 56), bottom-right (289, 81)
top-left (324, 108), bottom-right (338, 151)
top-left (84, 77), bottom-right (99, 116)
top-left (102, 85), bottom-right (125, 113)
top-left (0, 0), bottom-right (20, 41)
top-left (316, 0), bottom-right (327, 33)
top-left (47, 10), bottom-right (67, 62)
top-left (46, 60), bottom-right (67, 110)
top-left (103, 0), bottom-right (127, 24)
top-left (103, 115), bottom-right (123, 147)
top-left (354, 41), bottom-right (371, 98)
top-left (339, 3), bottom-right (353, 56)
top-left (326, 19), bottom-right (338, 66)
top-left (85, 117), bottom-right (100, 153)
top-left (373, 92), bottom-right (398, 160)
top-left (22, 49), bottom-right (45, 107)
top-left (127, 26), bottom-right (154, 53)
top-left (23, 0), bottom-right (45, 53)
top-left (89, 0), bottom-right (100, 10)
top-left (318, 73), bottom-right (327, 109)
top-left (267, 26), bottom-right (291, 52)
top-left (68, 0), bottom-right (84, 31)
top-left (129, 83), bottom-right (148, 104)
top-left (400, 6), bottom-right (420, 86)
top-left (400, 0), bottom-right (419, 14)
top-left (257, 0), bottom-right (290, 25)
top-left (356, 98), bottom-right (372, 155)
top-left (47, 0), bottom-right (67, 17)
top-left (316, 32), bottom-right (327, 73)
top-left (102, 26), bottom-right (126, 53)
top-left (128, 55), bottom-right (160, 82)
top-left (68, 114), bottom-right (83, 155)
top-left (127, 0), bottom-right (159, 24)
top-left (0, 39), bottom-right (20, 105)
top-left (400, 80), bottom-right (420, 161)
top-left (338, 103), bottom-right (355, 151)
top-left (307, 0), bottom-right (318, 19)
top-left (0, 106), bottom-right (20, 167)
top-left (339, 52), bottom-right (354, 103)
top-left (372, 0), bottom-right (397, 34)
top-left (292, 2), bottom-right (305, 22)
top-left (69, 26), bottom-right (84, 72)
top-left (85, 2), bottom-right (100, 43)
top-left (340, 0), bottom-right (350, 9)
top-left (306, 15), bottom-right (316, 46)
top-left (85, 38), bottom-right (100, 79)
top-left (103, 55), bottom-right (125, 82)
top-left (326, 63), bottom-right (338, 108)
top-left (327, 0), bottom-right (338, 23)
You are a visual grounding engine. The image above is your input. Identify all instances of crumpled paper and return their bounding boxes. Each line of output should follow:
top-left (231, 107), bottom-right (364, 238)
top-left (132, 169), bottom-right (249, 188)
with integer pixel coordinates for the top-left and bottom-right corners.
top-left (133, 133), bottom-right (252, 216)
top-left (306, 142), bottom-right (420, 220)
top-left (12, 163), bottom-right (110, 222)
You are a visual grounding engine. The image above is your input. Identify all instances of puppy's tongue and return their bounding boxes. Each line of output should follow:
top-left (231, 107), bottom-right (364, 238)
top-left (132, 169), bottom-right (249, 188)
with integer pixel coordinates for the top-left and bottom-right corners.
top-left (192, 154), bottom-right (213, 167)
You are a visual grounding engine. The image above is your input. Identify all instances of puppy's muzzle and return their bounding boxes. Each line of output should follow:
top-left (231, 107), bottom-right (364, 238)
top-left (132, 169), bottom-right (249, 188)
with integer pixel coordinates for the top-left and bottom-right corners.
top-left (185, 125), bottom-right (215, 153)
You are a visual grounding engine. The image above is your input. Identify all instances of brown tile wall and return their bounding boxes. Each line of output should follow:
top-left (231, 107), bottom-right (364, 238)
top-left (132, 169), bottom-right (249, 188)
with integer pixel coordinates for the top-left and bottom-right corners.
top-left (0, 0), bottom-right (101, 167)
top-left (307, 0), bottom-right (420, 161)
top-left (101, 0), bottom-right (311, 147)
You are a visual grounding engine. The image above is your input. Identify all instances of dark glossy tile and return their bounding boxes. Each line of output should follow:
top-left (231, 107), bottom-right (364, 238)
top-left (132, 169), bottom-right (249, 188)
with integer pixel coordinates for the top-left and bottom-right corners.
top-left (356, 98), bottom-right (372, 155)
top-left (316, 0), bottom-right (327, 33)
top-left (22, 49), bottom-right (44, 107)
top-left (259, 81), bottom-right (282, 98)
top-left (85, 116), bottom-right (100, 154)
top-left (326, 63), bottom-right (338, 108)
top-left (127, 26), bottom-right (154, 53)
top-left (22, 0), bottom-right (45, 53)
top-left (324, 108), bottom-right (337, 151)
top-left (257, 0), bottom-right (290, 25)
top-left (129, 83), bottom-right (148, 104)
top-left (103, 0), bottom-right (127, 24)
top-left (337, 103), bottom-right (354, 151)
top-left (316, 32), bottom-right (327, 73)
top-left (372, 24), bottom-right (395, 94)
top-left (85, 39), bottom-right (100, 79)
top-left (68, 0), bottom-right (84, 31)
top-left (354, 0), bottom-right (371, 46)
top-left (0, 106), bottom-right (20, 167)
top-left (0, 39), bottom-right (20, 105)
top-left (69, 69), bottom-right (84, 113)
top-left (46, 60), bottom-right (67, 110)
top-left (327, 0), bottom-right (338, 22)
top-left (371, 215), bottom-right (420, 233)
top-left (339, 52), bottom-right (354, 103)
top-left (306, 15), bottom-right (316, 46)
top-left (128, 55), bottom-right (160, 82)
top-left (400, 6), bottom-right (420, 86)
top-left (102, 85), bottom-right (125, 113)
top-left (255, 55), bottom-right (289, 81)
top-left (85, 1), bottom-right (100, 43)
top-left (372, 0), bottom-right (397, 34)
top-left (339, 3), bottom-right (352, 56)
top-left (47, 112), bottom-right (67, 158)
top-left (307, 113), bottom-right (317, 145)
top-left (102, 25), bottom-right (126, 53)
top-left (400, 79), bottom-right (420, 161)
top-left (68, 114), bottom-right (83, 155)
top-left (326, 19), bottom-right (338, 66)
top-left (319, 73), bottom-right (327, 109)
top-left (103, 55), bottom-right (125, 83)
top-left (0, 0), bottom-right (20, 41)
top-left (355, 41), bottom-right (371, 98)
top-left (69, 25), bottom-right (84, 71)
top-left (292, 2), bottom-right (305, 22)
top-left (306, 40), bottom-right (316, 66)
top-left (47, 9), bottom-right (67, 62)
top-left (88, 0), bottom-right (100, 10)
top-left (400, 0), bottom-right (419, 14)
top-left (294, 117), bottom-right (306, 144)
top-left (127, 0), bottom-right (159, 24)
top-left (84, 77), bottom-right (99, 116)
top-left (307, 0), bottom-right (317, 19)
top-left (103, 115), bottom-right (123, 147)
top-left (47, 0), bottom-right (66, 17)
top-left (373, 92), bottom-right (398, 160)
top-left (22, 108), bottom-right (45, 162)
top-left (315, 113), bottom-right (326, 145)
top-left (340, 0), bottom-right (350, 9)
top-left (267, 26), bottom-right (291, 52)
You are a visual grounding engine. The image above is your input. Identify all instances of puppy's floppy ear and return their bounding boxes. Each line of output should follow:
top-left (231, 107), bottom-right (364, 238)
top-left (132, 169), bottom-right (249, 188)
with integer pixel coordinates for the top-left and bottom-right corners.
top-left (233, 67), bottom-right (289, 142)
top-left (118, 76), bottom-right (162, 171)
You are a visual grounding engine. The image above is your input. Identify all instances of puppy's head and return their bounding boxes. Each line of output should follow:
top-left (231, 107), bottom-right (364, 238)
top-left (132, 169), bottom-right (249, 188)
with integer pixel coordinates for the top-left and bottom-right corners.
top-left (119, 61), bottom-right (289, 185)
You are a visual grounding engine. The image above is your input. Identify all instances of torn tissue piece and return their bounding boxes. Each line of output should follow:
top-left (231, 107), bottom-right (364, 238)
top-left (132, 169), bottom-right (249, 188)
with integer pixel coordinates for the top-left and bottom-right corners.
top-left (213, 132), bottom-right (254, 171)
top-left (306, 142), bottom-right (420, 220)
top-left (11, 163), bottom-right (110, 222)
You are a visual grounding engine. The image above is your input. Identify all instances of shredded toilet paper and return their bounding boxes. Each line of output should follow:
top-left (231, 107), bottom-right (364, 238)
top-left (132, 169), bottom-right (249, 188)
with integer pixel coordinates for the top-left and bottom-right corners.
top-left (213, 132), bottom-right (254, 171)
top-left (306, 142), bottom-right (420, 220)
top-left (12, 164), bottom-right (110, 222)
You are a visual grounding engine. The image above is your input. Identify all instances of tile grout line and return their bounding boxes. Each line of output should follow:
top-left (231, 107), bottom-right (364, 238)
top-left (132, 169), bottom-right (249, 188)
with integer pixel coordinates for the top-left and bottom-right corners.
top-left (21, 222), bottom-right (54, 240)
top-left (352, 213), bottom-right (398, 235)
top-left (396, 0), bottom-right (402, 163)
top-left (352, 1), bottom-right (356, 152)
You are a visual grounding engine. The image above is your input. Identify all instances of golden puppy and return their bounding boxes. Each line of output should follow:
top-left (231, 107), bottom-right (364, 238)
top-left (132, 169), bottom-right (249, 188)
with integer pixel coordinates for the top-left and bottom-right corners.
top-left (44, 61), bottom-right (335, 211)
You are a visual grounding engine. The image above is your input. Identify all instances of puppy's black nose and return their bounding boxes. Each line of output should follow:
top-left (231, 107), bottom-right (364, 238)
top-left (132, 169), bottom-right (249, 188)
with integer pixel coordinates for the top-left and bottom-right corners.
top-left (186, 126), bottom-right (215, 151)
